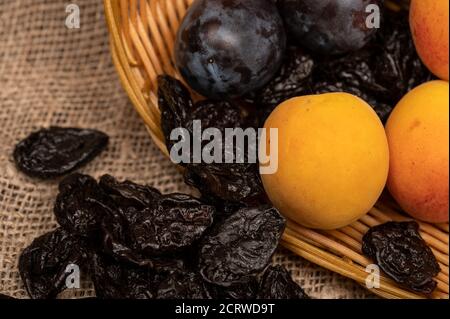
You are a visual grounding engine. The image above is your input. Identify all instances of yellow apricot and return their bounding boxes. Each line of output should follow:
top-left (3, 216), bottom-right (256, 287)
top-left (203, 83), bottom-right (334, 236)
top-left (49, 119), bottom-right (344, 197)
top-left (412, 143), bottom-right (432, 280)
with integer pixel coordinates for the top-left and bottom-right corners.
top-left (261, 93), bottom-right (389, 230)
top-left (386, 81), bottom-right (449, 223)
top-left (410, 0), bottom-right (449, 81)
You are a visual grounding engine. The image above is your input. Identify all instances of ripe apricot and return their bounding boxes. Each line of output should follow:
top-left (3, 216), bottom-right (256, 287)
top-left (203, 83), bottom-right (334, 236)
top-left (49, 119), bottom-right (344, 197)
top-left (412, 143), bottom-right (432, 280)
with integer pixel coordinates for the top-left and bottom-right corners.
top-left (261, 93), bottom-right (389, 230)
top-left (410, 0), bottom-right (449, 80)
top-left (386, 81), bottom-right (449, 223)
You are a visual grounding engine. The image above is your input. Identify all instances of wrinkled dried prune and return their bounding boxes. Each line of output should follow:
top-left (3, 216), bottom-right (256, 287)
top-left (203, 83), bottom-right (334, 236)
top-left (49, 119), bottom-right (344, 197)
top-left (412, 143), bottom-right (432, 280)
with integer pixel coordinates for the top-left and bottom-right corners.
top-left (91, 253), bottom-right (155, 299)
top-left (362, 222), bottom-right (441, 294)
top-left (158, 75), bottom-right (267, 209)
top-left (0, 294), bottom-right (14, 299)
top-left (246, 46), bottom-right (314, 124)
top-left (312, 50), bottom-right (390, 118)
top-left (19, 228), bottom-right (88, 299)
top-left (126, 194), bottom-right (215, 255)
top-left (256, 46), bottom-right (314, 107)
top-left (13, 127), bottom-right (109, 179)
top-left (159, 76), bottom-right (194, 152)
top-left (372, 12), bottom-right (434, 102)
top-left (189, 99), bottom-right (248, 133)
top-left (99, 174), bottom-right (161, 209)
top-left (101, 208), bottom-right (140, 265)
top-left (55, 174), bottom-right (114, 237)
top-left (184, 162), bottom-right (268, 211)
top-left (258, 266), bottom-right (309, 299)
top-left (210, 279), bottom-right (259, 300)
top-left (159, 75), bottom-right (249, 154)
top-left (155, 268), bottom-right (212, 299)
top-left (199, 206), bottom-right (285, 287)
top-left (92, 252), bottom-right (210, 299)
top-left (100, 177), bottom-right (215, 263)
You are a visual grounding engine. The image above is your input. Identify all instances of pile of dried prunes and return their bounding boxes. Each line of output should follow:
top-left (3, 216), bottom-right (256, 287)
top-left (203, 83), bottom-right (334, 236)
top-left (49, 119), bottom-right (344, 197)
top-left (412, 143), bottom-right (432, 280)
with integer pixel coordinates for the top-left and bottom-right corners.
top-left (18, 172), bottom-right (309, 299)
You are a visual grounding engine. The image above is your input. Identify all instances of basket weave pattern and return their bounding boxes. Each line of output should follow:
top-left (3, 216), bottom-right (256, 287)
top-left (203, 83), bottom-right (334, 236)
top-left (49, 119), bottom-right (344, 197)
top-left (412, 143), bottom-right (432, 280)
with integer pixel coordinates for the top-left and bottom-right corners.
top-left (104, 0), bottom-right (449, 299)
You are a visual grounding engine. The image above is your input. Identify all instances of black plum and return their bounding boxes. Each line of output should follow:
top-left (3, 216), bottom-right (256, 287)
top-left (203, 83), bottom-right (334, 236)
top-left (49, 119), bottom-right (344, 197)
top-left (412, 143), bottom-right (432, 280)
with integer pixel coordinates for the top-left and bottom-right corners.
top-left (280, 0), bottom-right (382, 55)
top-left (175, 0), bottom-right (286, 98)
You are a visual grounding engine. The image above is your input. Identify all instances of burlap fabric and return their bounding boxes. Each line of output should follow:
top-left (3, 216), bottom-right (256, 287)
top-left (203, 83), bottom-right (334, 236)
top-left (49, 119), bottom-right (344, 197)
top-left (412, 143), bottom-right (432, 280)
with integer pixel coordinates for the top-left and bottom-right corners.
top-left (0, 0), bottom-right (375, 299)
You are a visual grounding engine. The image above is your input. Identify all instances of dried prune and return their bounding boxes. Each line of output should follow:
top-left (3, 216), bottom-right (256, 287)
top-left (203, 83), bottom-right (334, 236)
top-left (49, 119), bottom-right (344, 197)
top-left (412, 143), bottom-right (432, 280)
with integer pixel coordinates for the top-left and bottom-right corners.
top-left (99, 174), bottom-right (161, 209)
top-left (13, 127), bottom-right (109, 179)
top-left (159, 75), bottom-right (249, 155)
top-left (126, 194), bottom-right (215, 255)
top-left (54, 174), bottom-right (114, 237)
top-left (91, 253), bottom-right (155, 299)
top-left (159, 76), bottom-right (194, 152)
top-left (199, 206), bottom-right (285, 287)
top-left (258, 266), bottom-right (309, 299)
top-left (312, 50), bottom-right (390, 118)
top-left (19, 228), bottom-right (88, 299)
top-left (371, 11), bottom-right (434, 103)
top-left (362, 222), bottom-right (441, 294)
top-left (211, 279), bottom-right (259, 300)
top-left (101, 208), bottom-right (140, 264)
top-left (184, 163), bottom-right (268, 211)
top-left (100, 177), bottom-right (215, 263)
top-left (155, 269), bottom-right (212, 299)
top-left (0, 294), bottom-right (14, 300)
top-left (246, 46), bottom-right (314, 123)
top-left (189, 99), bottom-right (248, 132)
top-left (92, 252), bottom-right (210, 299)
top-left (159, 75), bottom-right (268, 209)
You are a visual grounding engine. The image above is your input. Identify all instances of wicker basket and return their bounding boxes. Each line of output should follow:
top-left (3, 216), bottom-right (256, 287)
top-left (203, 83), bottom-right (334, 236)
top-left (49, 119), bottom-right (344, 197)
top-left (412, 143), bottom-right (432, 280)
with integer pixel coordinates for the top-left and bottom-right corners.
top-left (103, 0), bottom-right (449, 299)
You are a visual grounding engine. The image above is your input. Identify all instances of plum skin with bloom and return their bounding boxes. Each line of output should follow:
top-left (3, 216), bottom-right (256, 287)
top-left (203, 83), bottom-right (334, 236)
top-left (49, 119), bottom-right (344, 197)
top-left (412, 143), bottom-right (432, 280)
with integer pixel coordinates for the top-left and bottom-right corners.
top-left (175, 0), bottom-right (286, 99)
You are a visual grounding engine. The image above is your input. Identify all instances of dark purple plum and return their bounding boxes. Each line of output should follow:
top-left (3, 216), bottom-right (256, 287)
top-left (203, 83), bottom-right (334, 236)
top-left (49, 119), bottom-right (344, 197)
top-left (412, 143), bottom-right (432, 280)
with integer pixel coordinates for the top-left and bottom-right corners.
top-left (280, 0), bottom-right (382, 55)
top-left (175, 0), bottom-right (286, 99)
